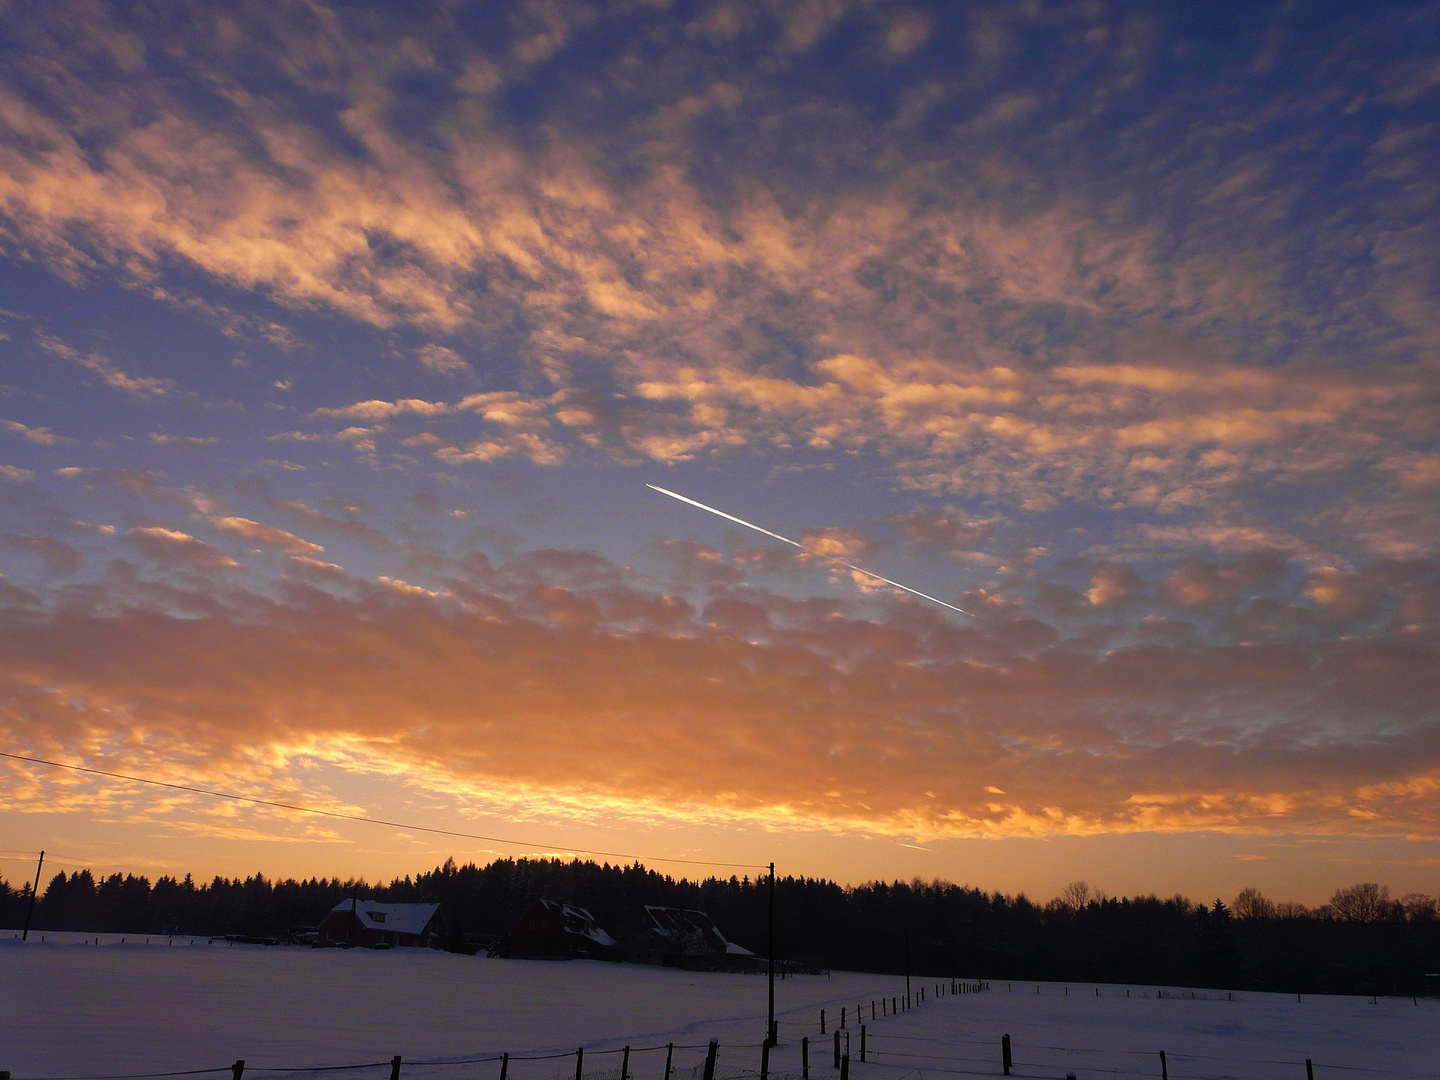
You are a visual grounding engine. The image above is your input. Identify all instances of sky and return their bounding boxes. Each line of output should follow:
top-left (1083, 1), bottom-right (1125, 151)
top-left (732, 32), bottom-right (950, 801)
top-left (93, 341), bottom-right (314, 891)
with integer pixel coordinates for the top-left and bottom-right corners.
top-left (0, 0), bottom-right (1438, 907)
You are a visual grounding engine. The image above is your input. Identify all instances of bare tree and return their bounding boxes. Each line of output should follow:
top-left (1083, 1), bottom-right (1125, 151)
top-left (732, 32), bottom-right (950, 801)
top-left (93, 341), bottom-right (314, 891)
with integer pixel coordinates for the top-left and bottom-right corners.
top-left (1233, 887), bottom-right (1276, 919)
top-left (1330, 882), bottom-right (1392, 922)
top-left (1056, 881), bottom-right (1091, 912)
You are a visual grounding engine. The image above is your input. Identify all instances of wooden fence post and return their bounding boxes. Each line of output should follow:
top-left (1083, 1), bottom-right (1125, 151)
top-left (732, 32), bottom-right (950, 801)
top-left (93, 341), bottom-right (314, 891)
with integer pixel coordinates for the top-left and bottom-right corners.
top-left (1158, 1050), bottom-right (1167, 1080)
top-left (500, 1052), bottom-right (508, 1080)
top-left (841, 1007), bottom-right (846, 1029)
top-left (802, 1037), bottom-right (809, 1079)
top-left (838, 1054), bottom-right (849, 1080)
top-left (622, 1046), bottom-right (630, 1080)
top-left (231, 1062), bottom-right (245, 1080)
top-left (575, 1047), bottom-right (584, 1080)
top-left (390, 1058), bottom-right (401, 1080)
top-left (1306, 1061), bottom-right (1314, 1080)
top-left (859, 1026), bottom-right (866, 1063)
top-left (702, 1040), bottom-right (718, 1080)
top-left (820, 1009), bottom-right (826, 1034)
top-left (833, 1030), bottom-right (840, 1068)
top-left (1001, 1034), bottom-right (1011, 1076)
top-left (760, 1041), bottom-right (769, 1080)
top-left (664, 1045), bottom-right (673, 1080)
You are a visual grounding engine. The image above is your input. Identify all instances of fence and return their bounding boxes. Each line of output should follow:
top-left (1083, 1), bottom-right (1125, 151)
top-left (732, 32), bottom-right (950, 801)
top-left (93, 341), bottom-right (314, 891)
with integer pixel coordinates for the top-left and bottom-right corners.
top-left (3, 977), bottom-right (1424, 1080)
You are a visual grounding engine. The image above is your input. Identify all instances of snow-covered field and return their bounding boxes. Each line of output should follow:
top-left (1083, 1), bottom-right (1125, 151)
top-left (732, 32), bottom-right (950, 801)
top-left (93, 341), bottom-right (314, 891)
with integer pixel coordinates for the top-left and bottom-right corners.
top-left (4, 936), bottom-right (1437, 1080)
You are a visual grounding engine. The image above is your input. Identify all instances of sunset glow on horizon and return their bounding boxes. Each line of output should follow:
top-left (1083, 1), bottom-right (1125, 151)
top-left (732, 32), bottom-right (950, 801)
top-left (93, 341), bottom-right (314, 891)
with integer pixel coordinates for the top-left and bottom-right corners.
top-left (1, 1), bottom-right (1437, 905)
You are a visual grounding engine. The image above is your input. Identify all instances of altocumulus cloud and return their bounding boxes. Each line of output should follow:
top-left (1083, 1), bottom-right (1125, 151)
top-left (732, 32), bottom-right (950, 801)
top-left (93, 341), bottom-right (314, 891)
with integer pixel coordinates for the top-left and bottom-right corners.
top-left (0, 1), bottom-right (1436, 859)
top-left (0, 534), bottom-right (1437, 842)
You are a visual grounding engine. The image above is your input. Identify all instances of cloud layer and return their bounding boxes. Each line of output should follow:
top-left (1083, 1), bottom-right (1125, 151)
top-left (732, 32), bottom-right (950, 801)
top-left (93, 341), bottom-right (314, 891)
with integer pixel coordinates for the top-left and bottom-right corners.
top-left (0, 1), bottom-right (1437, 870)
top-left (2, 522), bottom-right (1437, 842)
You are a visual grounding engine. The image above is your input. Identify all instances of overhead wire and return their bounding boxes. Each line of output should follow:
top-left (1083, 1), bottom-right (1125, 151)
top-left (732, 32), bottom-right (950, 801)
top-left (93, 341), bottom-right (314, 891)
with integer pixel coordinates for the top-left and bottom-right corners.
top-left (0, 751), bottom-right (768, 871)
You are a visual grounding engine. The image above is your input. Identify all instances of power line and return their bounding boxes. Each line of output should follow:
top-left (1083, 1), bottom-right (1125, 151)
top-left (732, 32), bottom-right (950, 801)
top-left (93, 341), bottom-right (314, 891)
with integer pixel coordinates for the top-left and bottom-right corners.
top-left (0, 751), bottom-right (767, 871)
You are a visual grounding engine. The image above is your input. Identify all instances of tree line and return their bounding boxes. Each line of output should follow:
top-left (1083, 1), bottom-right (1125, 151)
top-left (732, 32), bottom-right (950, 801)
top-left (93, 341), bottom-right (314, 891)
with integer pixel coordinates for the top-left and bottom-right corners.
top-left (4, 858), bottom-right (1437, 996)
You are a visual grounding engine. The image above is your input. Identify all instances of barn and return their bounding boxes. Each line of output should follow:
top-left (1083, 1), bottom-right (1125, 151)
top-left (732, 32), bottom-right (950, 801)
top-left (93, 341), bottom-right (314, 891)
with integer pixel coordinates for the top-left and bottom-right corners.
top-left (317, 899), bottom-right (447, 949)
top-left (506, 898), bottom-right (618, 960)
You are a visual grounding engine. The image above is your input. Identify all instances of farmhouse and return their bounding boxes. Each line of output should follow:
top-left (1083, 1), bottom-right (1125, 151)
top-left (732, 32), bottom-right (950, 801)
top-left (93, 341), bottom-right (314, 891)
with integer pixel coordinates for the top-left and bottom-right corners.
top-left (317, 899), bottom-right (447, 948)
top-left (627, 906), bottom-right (757, 970)
top-left (506, 898), bottom-right (618, 960)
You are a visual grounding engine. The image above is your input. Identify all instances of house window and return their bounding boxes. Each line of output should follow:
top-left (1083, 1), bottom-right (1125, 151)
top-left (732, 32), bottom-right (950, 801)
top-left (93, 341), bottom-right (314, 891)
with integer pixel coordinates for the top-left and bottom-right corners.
top-left (368, 912), bottom-right (386, 923)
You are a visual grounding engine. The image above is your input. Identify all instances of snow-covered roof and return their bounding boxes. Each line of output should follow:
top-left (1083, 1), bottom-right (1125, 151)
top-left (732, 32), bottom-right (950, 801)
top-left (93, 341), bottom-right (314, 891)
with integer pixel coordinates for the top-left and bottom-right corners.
top-left (642, 906), bottom-right (752, 956)
top-left (534, 898), bottom-right (617, 947)
top-left (330, 900), bottom-right (441, 937)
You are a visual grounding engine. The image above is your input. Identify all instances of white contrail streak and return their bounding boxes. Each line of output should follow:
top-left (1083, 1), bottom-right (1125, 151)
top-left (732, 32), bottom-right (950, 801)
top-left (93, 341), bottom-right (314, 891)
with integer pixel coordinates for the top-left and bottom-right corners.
top-left (646, 484), bottom-right (974, 617)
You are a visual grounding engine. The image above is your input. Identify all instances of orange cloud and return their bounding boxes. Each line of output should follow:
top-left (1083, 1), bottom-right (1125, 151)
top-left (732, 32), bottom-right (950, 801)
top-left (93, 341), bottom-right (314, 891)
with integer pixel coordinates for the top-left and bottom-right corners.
top-left (1, 545), bottom-right (1436, 844)
top-left (126, 526), bottom-right (239, 570)
top-left (210, 517), bottom-right (324, 557)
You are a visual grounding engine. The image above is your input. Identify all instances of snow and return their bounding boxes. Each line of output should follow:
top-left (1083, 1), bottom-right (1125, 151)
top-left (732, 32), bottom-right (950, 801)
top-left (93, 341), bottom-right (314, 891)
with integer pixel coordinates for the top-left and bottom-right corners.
top-left (3, 935), bottom-right (1438, 1080)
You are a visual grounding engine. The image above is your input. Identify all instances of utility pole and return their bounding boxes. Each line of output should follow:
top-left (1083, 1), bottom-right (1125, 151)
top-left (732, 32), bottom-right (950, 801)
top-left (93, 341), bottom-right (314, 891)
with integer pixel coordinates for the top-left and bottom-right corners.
top-left (21, 850), bottom-right (43, 941)
top-left (767, 862), bottom-right (776, 1045)
top-left (903, 925), bottom-right (911, 1009)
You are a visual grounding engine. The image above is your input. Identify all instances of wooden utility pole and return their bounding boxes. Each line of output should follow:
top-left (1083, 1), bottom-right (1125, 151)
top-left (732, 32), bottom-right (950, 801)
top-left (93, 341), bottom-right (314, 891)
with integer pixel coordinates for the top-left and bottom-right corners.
top-left (21, 850), bottom-right (43, 941)
top-left (767, 862), bottom-right (776, 1045)
top-left (904, 925), bottom-right (911, 1009)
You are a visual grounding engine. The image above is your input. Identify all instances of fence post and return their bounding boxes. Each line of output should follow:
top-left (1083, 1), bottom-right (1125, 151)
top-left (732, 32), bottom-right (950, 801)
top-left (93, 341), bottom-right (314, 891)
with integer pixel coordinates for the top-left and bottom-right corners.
top-left (760, 1041), bottom-right (770, 1080)
top-left (833, 1030), bottom-right (840, 1068)
top-left (841, 1007), bottom-right (846, 1029)
top-left (664, 1044), bottom-right (673, 1080)
top-left (802, 1037), bottom-right (809, 1079)
top-left (821, 1009), bottom-right (826, 1034)
top-left (860, 1026), bottom-right (866, 1063)
top-left (232, 1061), bottom-right (245, 1080)
top-left (501, 1052), bottom-right (509, 1080)
top-left (871, 1000), bottom-right (875, 1020)
top-left (839, 1054), bottom-right (849, 1080)
top-left (702, 1040), bottom-right (718, 1080)
top-left (1001, 1034), bottom-right (1011, 1076)
top-left (391, 1057), bottom-right (401, 1080)
top-left (1306, 1061), bottom-right (1314, 1080)
top-left (575, 1047), bottom-right (584, 1080)
top-left (622, 1046), bottom-right (630, 1080)
top-left (1158, 1050), bottom-right (1167, 1080)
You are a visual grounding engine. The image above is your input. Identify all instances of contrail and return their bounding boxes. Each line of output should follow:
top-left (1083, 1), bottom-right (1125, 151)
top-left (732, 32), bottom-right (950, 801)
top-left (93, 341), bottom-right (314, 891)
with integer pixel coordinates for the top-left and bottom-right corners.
top-left (646, 484), bottom-right (974, 617)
